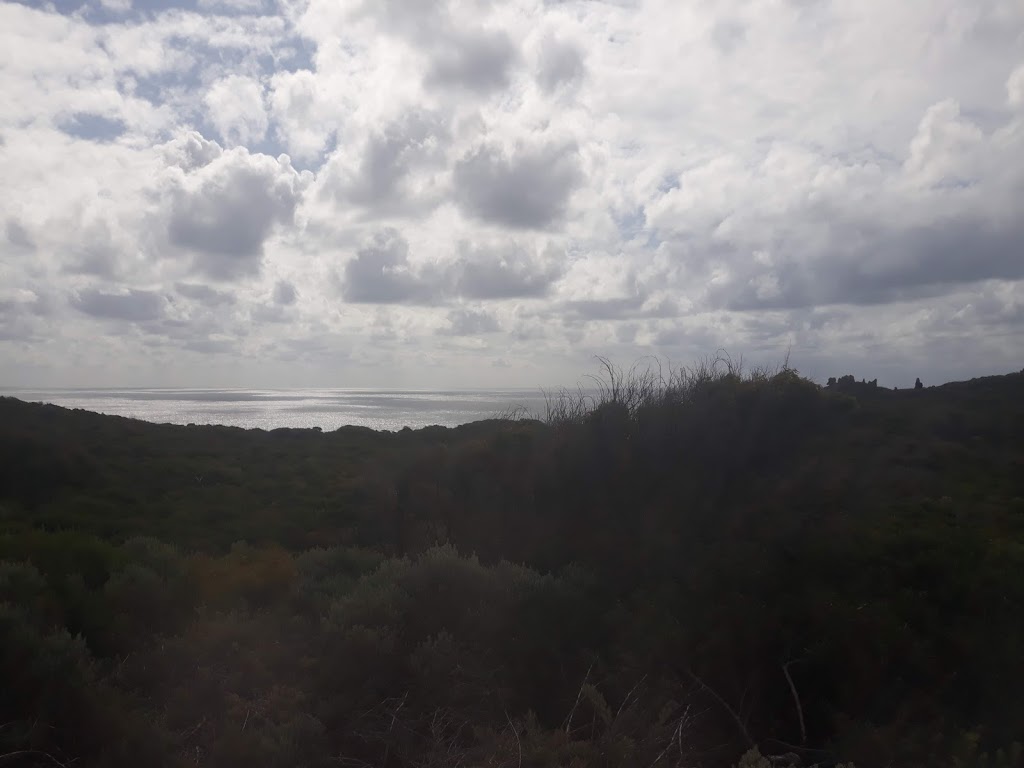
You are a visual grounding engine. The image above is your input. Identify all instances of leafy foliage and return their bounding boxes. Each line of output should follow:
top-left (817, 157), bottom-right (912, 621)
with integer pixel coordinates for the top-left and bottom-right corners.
top-left (1, 361), bottom-right (1023, 766)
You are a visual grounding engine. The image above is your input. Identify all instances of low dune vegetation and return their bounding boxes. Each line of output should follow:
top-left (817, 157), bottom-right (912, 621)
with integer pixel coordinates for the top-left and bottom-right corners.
top-left (1, 356), bottom-right (1023, 767)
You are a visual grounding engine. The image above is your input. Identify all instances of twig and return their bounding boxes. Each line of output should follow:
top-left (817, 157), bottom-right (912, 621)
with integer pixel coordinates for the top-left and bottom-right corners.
top-left (504, 710), bottom-right (522, 768)
top-left (564, 662), bottom-right (594, 735)
top-left (782, 661), bottom-right (806, 745)
top-left (648, 710), bottom-right (688, 768)
top-left (178, 717), bottom-right (206, 741)
top-left (241, 708), bottom-right (250, 732)
top-left (686, 669), bottom-right (755, 748)
top-left (0, 751), bottom-right (72, 768)
top-left (381, 691), bottom-right (408, 767)
top-left (614, 674), bottom-right (648, 721)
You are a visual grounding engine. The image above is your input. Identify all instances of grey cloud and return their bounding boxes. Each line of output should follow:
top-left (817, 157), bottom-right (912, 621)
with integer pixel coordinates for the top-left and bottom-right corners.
top-left (5, 219), bottom-right (35, 251)
top-left (565, 295), bottom-right (646, 322)
top-left (71, 288), bottom-right (166, 322)
top-left (425, 31), bottom-right (520, 94)
top-left (0, 303), bottom-right (36, 342)
top-left (183, 337), bottom-right (238, 354)
top-left (167, 149), bottom-right (304, 281)
top-left (341, 112), bottom-right (448, 213)
top-left (0, 291), bottom-right (51, 342)
top-left (453, 141), bottom-right (582, 229)
top-left (580, 295), bottom-right (679, 321)
top-left (352, 0), bottom-right (449, 40)
top-left (175, 282), bottom-right (237, 306)
top-left (164, 132), bottom-right (224, 172)
top-left (440, 308), bottom-right (500, 336)
top-left (63, 242), bottom-right (119, 278)
top-left (273, 280), bottom-right (298, 305)
top-left (454, 243), bottom-right (563, 299)
top-left (536, 36), bottom-right (586, 93)
top-left (714, 214), bottom-right (1024, 311)
top-left (252, 304), bottom-right (289, 323)
top-left (341, 229), bottom-right (442, 304)
top-left (711, 21), bottom-right (747, 54)
top-left (340, 233), bottom-right (564, 305)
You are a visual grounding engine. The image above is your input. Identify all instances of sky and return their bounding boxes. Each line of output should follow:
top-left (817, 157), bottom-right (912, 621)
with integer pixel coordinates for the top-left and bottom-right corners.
top-left (0, 0), bottom-right (1022, 389)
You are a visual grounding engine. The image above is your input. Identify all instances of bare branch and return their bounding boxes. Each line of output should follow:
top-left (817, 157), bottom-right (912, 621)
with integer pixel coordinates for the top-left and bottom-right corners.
top-left (686, 669), bottom-right (755, 748)
top-left (782, 661), bottom-right (807, 746)
top-left (647, 710), bottom-right (687, 768)
top-left (564, 662), bottom-right (594, 735)
top-left (0, 751), bottom-right (73, 768)
top-left (614, 674), bottom-right (648, 722)
top-left (381, 691), bottom-right (408, 767)
top-left (504, 710), bottom-right (522, 768)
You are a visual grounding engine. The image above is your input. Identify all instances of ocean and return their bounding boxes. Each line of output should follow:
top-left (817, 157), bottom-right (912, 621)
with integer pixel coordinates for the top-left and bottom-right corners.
top-left (2, 388), bottom-right (555, 432)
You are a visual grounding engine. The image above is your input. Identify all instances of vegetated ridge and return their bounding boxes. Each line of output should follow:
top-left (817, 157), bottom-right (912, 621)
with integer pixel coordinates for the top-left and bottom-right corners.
top-left (1, 357), bottom-right (1023, 768)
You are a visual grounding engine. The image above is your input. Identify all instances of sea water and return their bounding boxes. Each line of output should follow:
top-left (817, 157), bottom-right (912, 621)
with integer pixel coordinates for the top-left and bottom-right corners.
top-left (3, 388), bottom-right (554, 432)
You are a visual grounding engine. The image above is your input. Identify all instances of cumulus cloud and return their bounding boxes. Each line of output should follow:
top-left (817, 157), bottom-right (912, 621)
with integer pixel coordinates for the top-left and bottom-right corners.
top-left (425, 31), bottom-right (520, 94)
top-left (269, 69), bottom-right (331, 161)
top-left (711, 215), bottom-right (1024, 312)
top-left (71, 288), bottom-right (166, 322)
top-left (273, 279), bottom-right (298, 305)
top-left (165, 139), bottom-right (308, 280)
top-left (339, 233), bottom-right (565, 304)
top-left (1009, 64), bottom-right (1024, 109)
top-left (3, 0), bottom-right (1024, 388)
top-left (453, 242), bottom-right (564, 299)
top-left (341, 229), bottom-right (441, 304)
top-left (204, 75), bottom-right (269, 147)
top-left (5, 219), bottom-right (35, 251)
top-left (453, 141), bottom-right (582, 229)
top-left (323, 111), bottom-right (449, 214)
top-left (440, 308), bottom-right (501, 336)
top-left (536, 35), bottom-right (586, 93)
top-left (903, 100), bottom-right (983, 189)
top-left (0, 291), bottom-right (49, 342)
top-left (59, 220), bottom-right (124, 278)
top-left (175, 282), bottom-right (237, 306)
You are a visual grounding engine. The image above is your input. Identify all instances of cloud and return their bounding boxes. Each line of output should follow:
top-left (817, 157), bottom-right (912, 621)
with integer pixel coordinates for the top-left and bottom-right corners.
top-left (425, 30), bottom-right (520, 94)
top-left (269, 69), bottom-right (331, 161)
top-left (452, 141), bottom-right (582, 229)
top-left (175, 282), bottom-right (237, 306)
top-left (903, 100), bottom-right (983, 189)
top-left (204, 74), bottom-right (269, 147)
top-left (273, 279), bottom-right (298, 305)
top-left (0, 291), bottom-right (49, 342)
top-left (59, 220), bottom-right (123, 277)
top-left (453, 242), bottom-right (564, 299)
top-left (339, 232), bottom-right (566, 305)
top-left (440, 308), bottom-right (500, 336)
top-left (3, 0), bottom-right (1024, 388)
top-left (712, 214), bottom-right (1024, 312)
top-left (165, 140), bottom-right (308, 280)
top-left (5, 219), bottom-right (35, 251)
top-left (536, 35), bottom-right (585, 93)
top-left (710, 20), bottom-right (746, 55)
top-left (341, 229), bottom-right (442, 304)
top-left (1009, 64), bottom-right (1024, 110)
top-left (163, 132), bottom-right (224, 171)
top-left (324, 111), bottom-right (449, 214)
top-left (71, 288), bottom-right (166, 322)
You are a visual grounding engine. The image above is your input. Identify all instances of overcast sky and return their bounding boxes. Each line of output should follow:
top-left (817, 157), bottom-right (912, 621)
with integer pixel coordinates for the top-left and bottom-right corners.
top-left (1, 0), bottom-right (1022, 389)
